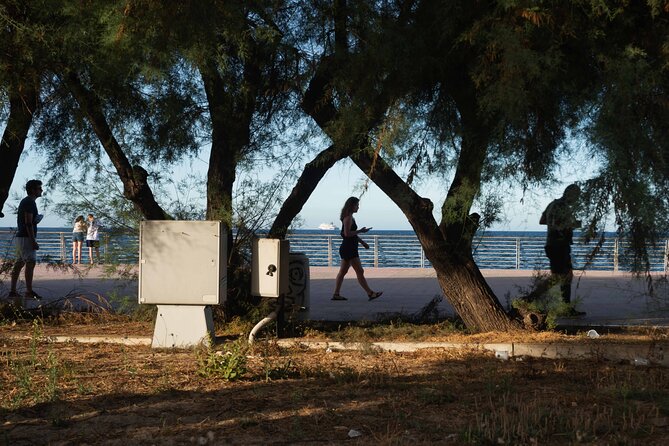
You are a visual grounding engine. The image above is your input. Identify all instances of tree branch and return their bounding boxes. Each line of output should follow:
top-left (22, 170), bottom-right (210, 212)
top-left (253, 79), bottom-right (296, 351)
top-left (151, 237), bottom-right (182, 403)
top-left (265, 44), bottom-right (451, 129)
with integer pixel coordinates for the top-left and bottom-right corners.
top-left (63, 72), bottom-right (171, 220)
top-left (268, 144), bottom-right (349, 238)
top-left (0, 83), bottom-right (39, 218)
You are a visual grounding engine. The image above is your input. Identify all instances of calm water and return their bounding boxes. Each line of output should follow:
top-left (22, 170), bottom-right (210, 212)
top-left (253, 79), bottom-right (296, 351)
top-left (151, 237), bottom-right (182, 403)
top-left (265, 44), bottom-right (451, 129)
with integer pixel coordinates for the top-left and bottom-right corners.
top-left (1, 227), bottom-right (667, 271)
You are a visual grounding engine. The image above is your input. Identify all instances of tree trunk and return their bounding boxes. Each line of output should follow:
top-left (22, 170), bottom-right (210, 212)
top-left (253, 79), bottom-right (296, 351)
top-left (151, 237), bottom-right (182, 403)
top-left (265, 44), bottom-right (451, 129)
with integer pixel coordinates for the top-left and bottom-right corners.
top-left (200, 62), bottom-right (237, 226)
top-left (0, 84), bottom-right (39, 218)
top-left (279, 0), bottom-right (517, 332)
top-left (439, 82), bottom-right (489, 254)
top-left (64, 73), bottom-right (170, 220)
top-left (351, 149), bottom-right (519, 331)
top-left (268, 144), bottom-right (349, 238)
top-left (199, 52), bottom-right (259, 264)
top-left (426, 244), bottom-right (518, 331)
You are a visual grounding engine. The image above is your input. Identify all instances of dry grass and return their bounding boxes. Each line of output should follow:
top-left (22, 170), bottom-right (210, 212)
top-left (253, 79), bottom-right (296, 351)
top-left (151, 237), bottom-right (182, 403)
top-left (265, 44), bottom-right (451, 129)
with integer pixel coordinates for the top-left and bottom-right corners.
top-left (2, 319), bottom-right (669, 445)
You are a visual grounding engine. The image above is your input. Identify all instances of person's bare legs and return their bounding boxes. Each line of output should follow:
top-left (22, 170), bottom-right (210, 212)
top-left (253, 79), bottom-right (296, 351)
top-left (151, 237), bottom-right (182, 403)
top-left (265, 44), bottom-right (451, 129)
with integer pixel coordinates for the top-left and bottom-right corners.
top-left (24, 261), bottom-right (36, 295)
top-left (350, 257), bottom-right (374, 295)
top-left (76, 242), bottom-right (82, 263)
top-left (333, 259), bottom-right (351, 296)
top-left (89, 246), bottom-right (94, 264)
top-left (10, 260), bottom-right (25, 293)
top-left (72, 242), bottom-right (77, 263)
top-left (558, 270), bottom-right (574, 304)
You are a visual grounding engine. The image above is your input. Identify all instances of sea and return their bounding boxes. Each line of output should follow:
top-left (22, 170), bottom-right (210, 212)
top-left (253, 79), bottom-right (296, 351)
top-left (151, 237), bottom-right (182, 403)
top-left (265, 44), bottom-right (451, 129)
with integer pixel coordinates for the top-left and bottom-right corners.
top-left (1, 227), bottom-right (667, 272)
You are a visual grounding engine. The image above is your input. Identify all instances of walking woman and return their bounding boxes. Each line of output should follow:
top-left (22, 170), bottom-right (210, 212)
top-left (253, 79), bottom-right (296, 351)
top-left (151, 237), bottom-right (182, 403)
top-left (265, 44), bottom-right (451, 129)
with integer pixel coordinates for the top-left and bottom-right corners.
top-left (72, 215), bottom-right (86, 264)
top-left (332, 197), bottom-right (383, 301)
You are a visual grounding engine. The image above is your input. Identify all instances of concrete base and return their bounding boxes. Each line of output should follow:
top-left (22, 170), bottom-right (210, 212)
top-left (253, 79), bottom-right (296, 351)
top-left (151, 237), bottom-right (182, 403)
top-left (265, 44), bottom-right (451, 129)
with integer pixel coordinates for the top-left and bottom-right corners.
top-left (152, 305), bottom-right (214, 348)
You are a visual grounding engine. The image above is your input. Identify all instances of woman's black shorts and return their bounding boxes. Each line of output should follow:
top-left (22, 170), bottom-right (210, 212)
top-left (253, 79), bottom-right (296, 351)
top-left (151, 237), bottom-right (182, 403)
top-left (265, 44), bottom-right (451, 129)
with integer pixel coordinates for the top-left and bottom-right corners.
top-left (339, 238), bottom-right (359, 261)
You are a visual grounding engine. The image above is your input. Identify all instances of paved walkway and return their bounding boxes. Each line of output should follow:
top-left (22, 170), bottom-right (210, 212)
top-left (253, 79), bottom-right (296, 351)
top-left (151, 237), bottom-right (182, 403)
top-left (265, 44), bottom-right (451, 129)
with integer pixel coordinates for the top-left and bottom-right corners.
top-left (308, 267), bottom-right (669, 327)
top-left (3, 265), bottom-right (669, 327)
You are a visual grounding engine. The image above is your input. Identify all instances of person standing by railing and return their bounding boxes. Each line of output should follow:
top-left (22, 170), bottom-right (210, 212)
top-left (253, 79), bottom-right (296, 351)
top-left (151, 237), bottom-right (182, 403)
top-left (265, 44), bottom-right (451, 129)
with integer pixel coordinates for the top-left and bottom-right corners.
top-left (332, 196), bottom-right (383, 301)
top-left (8, 179), bottom-right (44, 301)
top-left (86, 213), bottom-right (101, 264)
top-left (72, 215), bottom-right (86, 264)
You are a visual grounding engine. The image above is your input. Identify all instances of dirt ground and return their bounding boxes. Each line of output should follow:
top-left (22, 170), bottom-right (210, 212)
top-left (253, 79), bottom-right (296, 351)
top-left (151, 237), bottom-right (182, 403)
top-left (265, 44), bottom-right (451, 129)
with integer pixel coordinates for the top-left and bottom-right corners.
top-left (2, 320), bottom-right (669, 445)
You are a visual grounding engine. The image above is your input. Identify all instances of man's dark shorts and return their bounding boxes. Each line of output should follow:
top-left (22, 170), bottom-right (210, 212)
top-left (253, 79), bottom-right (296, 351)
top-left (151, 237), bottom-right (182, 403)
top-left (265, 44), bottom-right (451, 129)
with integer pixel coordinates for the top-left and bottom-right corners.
top-left (545, 243), bottom-right (572, 274)
top-left (86, 240), bottom-right (100, 248)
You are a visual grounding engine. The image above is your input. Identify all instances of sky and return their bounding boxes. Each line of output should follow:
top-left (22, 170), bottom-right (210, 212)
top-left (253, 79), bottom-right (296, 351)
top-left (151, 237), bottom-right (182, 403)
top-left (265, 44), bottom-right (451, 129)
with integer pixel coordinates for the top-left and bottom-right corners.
top-left (1, 140), bottom-right (597, 232)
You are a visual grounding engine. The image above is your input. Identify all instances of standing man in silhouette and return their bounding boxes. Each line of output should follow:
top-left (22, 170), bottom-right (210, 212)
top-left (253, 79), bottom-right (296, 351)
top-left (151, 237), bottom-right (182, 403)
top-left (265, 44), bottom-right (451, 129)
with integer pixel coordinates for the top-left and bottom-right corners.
top-left (9, 179), bottom-right (44, 301)
top-left (539, 183), bottom-right (585, 315)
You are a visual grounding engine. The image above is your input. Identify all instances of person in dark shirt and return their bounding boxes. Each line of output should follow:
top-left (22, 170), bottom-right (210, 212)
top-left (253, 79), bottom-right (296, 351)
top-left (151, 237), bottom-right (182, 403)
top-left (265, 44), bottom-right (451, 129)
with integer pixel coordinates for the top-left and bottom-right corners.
top-left (539, 183), bottom-right (584, 315)
top-left (9, 179), bottom-right (43, 301)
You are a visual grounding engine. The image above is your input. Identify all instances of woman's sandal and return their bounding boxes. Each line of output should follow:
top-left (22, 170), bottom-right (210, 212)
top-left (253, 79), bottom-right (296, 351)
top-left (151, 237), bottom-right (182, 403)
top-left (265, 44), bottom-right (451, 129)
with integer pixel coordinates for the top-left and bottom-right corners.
top-left (367, 291), bottom-right (383, 301)
top-left (331, 294), bottom-right (348, 301)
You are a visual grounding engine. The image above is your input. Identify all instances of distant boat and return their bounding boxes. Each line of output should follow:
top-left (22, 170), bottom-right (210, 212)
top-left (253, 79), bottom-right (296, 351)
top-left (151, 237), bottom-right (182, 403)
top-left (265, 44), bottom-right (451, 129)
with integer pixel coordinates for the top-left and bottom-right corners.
top-left (318, 222), bottom-right (337, 230)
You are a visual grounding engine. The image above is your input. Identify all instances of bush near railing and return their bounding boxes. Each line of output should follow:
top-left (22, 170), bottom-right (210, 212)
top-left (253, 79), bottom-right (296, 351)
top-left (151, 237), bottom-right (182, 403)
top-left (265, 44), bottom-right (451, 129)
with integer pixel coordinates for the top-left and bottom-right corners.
top-left (0, 230), bottom-right (667, 272)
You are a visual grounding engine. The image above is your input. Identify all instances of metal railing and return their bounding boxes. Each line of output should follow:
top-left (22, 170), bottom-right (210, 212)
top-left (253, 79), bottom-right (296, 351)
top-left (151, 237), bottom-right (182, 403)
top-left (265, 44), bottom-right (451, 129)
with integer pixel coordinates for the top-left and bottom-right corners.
top-left (0, 230), bottom-right (667, 272)
top-left (0, 230), bottom-right (138, 265)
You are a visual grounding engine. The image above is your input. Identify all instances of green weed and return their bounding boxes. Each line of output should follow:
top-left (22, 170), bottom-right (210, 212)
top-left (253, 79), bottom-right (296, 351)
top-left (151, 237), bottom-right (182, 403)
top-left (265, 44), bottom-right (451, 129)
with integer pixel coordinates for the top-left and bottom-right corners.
top-left (261, 357), bottom-right (298, 381)
top-left (44, 350), bottom-right (59, 402)
top-left (196, 339), bottom-right (248, 380)
top-left (512, 289), bottom-right (579, 329)
top-left (29, 319), bottom-right (43, 366)
top-left (4, 320), bottom-right (62, 408)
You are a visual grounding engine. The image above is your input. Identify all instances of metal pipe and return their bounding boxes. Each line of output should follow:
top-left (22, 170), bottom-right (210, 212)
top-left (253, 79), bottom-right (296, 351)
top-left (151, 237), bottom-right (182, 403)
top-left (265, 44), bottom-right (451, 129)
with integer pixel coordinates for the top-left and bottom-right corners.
top-left (248, 311), bottom-right (277, 344)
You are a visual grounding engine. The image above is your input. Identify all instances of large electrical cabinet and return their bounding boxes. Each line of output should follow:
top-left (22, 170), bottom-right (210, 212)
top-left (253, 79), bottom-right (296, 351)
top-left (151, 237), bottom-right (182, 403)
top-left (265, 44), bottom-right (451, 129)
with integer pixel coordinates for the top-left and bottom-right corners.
top-left (138, 220), bottom-right (226, 348)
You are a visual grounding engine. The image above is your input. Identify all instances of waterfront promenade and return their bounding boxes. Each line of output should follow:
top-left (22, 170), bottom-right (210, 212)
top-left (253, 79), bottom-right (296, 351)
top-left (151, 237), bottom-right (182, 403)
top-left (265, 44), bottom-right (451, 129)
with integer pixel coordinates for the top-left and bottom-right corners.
top-left (2, 265), bottom-right (668, 328)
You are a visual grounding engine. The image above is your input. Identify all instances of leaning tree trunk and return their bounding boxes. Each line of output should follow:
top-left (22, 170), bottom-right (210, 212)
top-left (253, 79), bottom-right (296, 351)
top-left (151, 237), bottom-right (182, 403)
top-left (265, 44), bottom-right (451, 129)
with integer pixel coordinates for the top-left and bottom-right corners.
top-left (0, 83), bottom-right (39, 218)
top-left (268, 144), bottom-right (349, 238)
top-left (350, 79), bottom-right (518, 332)
top-left (64, 73), bottom-right (171, 220)
top-left (425, 245), bottom-right (518, 331)
top-left (351, 149), bottom-right (519, 331)
top-left (268, 40), bottom-right (394, 238)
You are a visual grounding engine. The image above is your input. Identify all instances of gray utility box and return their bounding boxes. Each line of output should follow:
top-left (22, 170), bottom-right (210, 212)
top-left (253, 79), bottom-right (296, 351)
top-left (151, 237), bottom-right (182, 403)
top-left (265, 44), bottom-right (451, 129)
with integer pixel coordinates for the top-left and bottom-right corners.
top-left (252, 238), bottom-right (289, 298)
top-left (138, 220), bottom-right (226, 348)
top-left (139, 220), bottom-right (226, 306)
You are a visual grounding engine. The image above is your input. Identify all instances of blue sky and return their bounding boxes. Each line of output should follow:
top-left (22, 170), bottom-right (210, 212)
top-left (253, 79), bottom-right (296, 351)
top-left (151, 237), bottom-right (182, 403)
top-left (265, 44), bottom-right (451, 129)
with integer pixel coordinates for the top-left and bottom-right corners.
top-left (300, 155), bottom-right (594, 231)
top-left (1, 141), bottom-right (594, 231)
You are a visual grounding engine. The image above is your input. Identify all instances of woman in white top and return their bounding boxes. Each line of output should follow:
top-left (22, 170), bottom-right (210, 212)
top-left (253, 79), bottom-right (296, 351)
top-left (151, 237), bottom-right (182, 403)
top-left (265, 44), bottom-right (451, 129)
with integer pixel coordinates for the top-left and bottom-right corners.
top-left (86, 213), bottom-right (101, 264)
top-left (72, 215), bottom-right (86, 264)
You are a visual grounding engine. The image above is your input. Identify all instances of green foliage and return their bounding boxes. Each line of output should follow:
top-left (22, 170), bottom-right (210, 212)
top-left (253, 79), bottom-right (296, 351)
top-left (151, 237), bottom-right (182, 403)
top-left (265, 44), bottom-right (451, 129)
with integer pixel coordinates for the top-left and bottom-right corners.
top-left (53, 169), bottom-right (142, 232)
top-left (195, 339), bottom-right (248, 381)
top-left (261, 356), bottom-right (298, 382)
top-left (511, 273), bottom-right (581, 329)
top-left (4, 319), bottom-right (62, 408)
top-left (52, 165), bottom-right (206, 232)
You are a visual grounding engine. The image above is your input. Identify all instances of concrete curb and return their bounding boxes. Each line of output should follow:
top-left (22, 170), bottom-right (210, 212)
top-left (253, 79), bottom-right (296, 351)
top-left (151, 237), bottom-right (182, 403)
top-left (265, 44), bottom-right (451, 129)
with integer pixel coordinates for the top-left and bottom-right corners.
top-left (5, 334), bottom-right (667, 366)
top-left (275, 339), bottom-right (669, 367)
top-left (7, 334), bottom-right (152, 346)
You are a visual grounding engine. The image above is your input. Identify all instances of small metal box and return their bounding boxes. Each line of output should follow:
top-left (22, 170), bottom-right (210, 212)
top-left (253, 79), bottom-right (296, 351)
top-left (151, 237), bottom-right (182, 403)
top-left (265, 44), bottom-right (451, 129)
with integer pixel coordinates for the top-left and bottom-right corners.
top-left (252, 238), bottom-right (289, 297)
